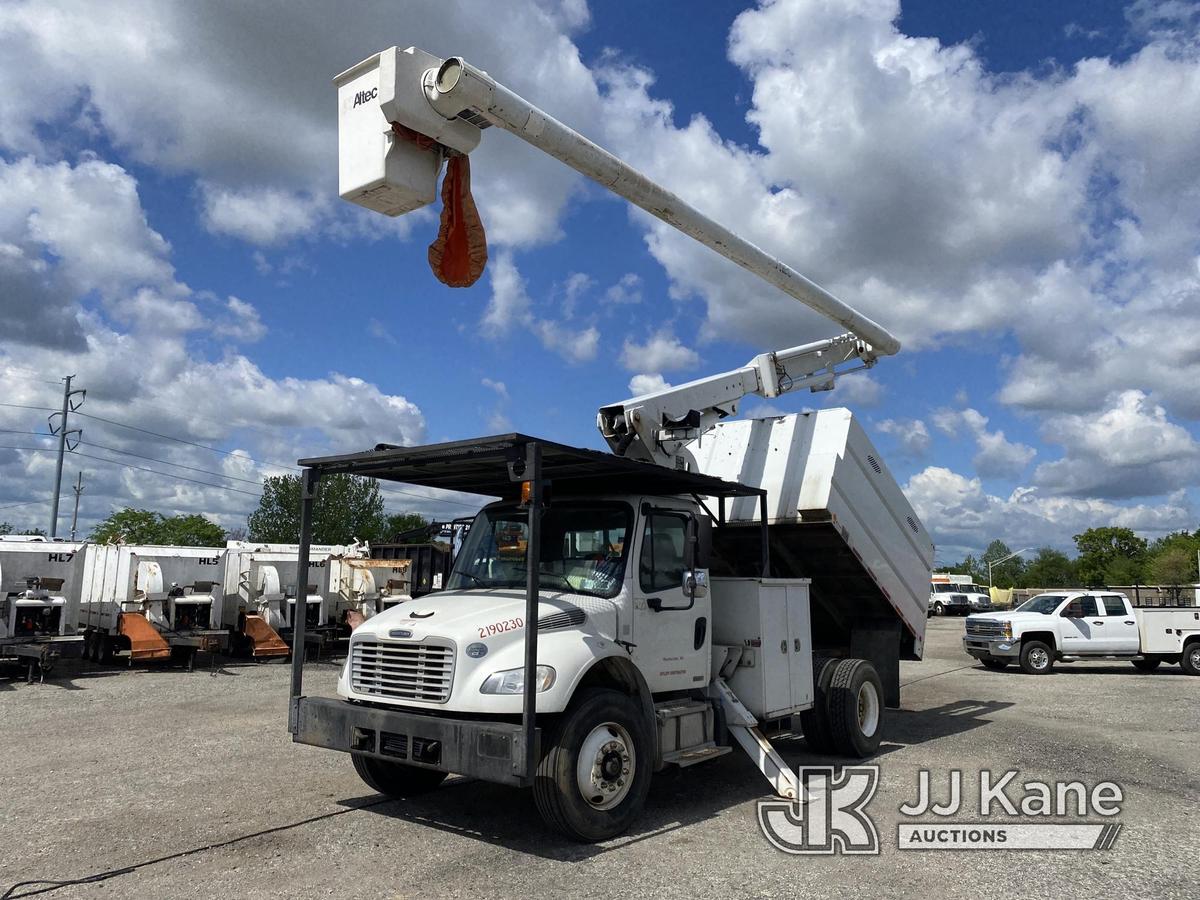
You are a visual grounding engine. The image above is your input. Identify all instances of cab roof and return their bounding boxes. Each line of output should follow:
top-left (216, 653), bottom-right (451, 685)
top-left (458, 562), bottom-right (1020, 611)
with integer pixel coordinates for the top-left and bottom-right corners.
top-left (298, 433), bottom-right (765, 502)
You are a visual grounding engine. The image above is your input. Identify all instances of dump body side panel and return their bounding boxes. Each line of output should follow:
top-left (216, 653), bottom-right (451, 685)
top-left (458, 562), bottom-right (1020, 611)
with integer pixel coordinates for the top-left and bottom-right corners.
top-left (686, 409), bottom-right (933, 658)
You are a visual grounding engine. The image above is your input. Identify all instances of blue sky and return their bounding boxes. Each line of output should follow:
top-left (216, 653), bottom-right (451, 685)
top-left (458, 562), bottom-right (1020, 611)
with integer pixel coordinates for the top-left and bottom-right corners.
top-left (1, 0), bottom-right (1198, 561)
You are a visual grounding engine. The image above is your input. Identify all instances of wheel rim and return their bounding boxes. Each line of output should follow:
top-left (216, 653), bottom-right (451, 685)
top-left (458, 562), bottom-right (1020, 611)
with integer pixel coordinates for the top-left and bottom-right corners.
top-left (1029, 647), bottom-right (1049, 670)
top-left (934, 604), bottom-right (944, 616)
top-left (1189, 647), bottom-right (1200, 669)
top-left (576, 722), bottom-right (635, 810)
top-left (857, 681), bottom-right (880, 736)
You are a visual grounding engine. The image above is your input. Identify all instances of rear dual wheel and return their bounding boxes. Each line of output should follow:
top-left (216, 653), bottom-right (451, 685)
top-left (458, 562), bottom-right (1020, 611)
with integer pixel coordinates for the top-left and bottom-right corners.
top-left (802, 657), bottom-right (883, 758)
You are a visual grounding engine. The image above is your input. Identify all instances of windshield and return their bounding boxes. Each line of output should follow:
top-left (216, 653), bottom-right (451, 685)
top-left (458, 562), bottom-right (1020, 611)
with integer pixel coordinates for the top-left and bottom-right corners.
top-left (932, 583), bottom-right (962, 594)
top-left (447, 502), bottom-right (632, 599)
top-left (1015, 594), bottom-right (1067, 615)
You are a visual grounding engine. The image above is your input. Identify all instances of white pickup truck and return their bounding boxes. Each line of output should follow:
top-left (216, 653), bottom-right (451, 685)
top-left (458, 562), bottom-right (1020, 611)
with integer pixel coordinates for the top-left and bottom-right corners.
top-left (964, 591), bottom-right (1200, 675)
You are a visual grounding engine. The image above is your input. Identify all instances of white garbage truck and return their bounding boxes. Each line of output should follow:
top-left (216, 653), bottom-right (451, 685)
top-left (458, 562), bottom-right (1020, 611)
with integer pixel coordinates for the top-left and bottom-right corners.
top-left (79, 545), bottom-right (229, 669)
top-left (286, 46), bottom-right (932, 842)
top-left (0, 539), bottom-right (88, 681)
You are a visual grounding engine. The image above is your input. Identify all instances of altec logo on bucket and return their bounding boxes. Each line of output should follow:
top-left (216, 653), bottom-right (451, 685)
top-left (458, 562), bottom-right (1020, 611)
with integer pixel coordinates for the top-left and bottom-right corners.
top-left (759, 768), bottom-right (1124, 854)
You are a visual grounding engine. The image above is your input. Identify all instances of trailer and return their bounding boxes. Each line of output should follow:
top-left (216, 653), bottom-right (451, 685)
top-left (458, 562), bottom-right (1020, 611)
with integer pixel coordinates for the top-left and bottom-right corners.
top-left (79, 545), bottom-right (229, 669)
top-left (0, 540), bottom-right (87, 681)
top-left (221, 542), bottom-right (351, 657)
top-left (328, 555), bottom-right (413, 622)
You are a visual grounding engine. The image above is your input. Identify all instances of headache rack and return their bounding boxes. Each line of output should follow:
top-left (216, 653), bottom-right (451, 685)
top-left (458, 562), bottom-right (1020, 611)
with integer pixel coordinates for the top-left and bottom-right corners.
top-left (287, 432), bottom-right (766, 786)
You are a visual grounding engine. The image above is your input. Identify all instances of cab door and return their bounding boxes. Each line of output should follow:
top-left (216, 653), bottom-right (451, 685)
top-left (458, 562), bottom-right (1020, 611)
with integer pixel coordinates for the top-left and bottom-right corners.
top-left (631, 505), bottom-right (711, 694)
top-left (1059, 595), bottom-right (1100, 654)
top-left (1097, 594), bottom-right (1140, 653)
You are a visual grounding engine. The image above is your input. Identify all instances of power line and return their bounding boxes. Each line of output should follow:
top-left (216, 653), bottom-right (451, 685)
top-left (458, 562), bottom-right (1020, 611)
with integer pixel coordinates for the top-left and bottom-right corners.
top-left (73, 409), bottom-right (299, 471)
top-left (0, 446), bottom-right (263, 499)
top-left (0, 498), bottom-right (45, 512)
top-left (0, 402), bottom-right (56, 413)
top-left (78, 439), bottom-right (264, 485)
top-left (0, 368), bottom-right (64, 387)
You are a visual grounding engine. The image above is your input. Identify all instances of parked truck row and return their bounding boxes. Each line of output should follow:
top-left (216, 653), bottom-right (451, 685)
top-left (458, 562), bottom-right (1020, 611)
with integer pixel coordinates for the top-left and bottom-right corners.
top-left (0, 540), bottom-right (416, 679)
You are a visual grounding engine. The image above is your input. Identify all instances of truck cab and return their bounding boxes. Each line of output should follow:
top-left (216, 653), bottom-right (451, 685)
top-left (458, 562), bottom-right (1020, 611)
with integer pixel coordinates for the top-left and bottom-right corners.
top-left (964, 591), bottom-right (1200, 675)
top-left (929, 574), bottom-right (991, 616)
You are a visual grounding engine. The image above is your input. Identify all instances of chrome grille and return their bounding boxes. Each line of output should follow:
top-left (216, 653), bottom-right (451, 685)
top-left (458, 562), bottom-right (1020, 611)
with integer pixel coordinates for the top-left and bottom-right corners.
top-left (966, 620), bottom-right (1004, 638)
top-left (351, 639), bottom-right (454, 703)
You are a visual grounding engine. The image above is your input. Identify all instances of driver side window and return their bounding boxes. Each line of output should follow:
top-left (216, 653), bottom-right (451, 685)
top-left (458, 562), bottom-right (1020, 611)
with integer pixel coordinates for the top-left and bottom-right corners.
top-left (639, 512), bottom-right (688, 592)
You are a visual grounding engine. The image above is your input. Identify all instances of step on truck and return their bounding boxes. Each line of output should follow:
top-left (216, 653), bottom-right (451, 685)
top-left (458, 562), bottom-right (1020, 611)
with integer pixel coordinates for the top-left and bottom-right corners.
top-left (0, 540), bottom-right (87, 682)
top-left (79, 545), bottom-right (230, 669)
top-left (289, 45), bottom-right (932, 840)
top-left (965, 590), bottom-right (1200, 675)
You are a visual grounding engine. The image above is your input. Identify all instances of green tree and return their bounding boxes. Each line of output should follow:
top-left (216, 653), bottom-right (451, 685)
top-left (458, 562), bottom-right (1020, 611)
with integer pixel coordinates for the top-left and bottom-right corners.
top-left (1018, 547), bottom-right (1077, 588)
top-left (981, 540), bottom-right (1025, 588)
top-left (91, 508), bottom-right (226, 546)
top-left (1073, 527), bottom-right (1148, 587)
top-left (1150, 546), bottom-right (1195, 602)
top-left (383, 512), bottom-right (429, 541)
top-left (248, 473), bottom-right (385, 545)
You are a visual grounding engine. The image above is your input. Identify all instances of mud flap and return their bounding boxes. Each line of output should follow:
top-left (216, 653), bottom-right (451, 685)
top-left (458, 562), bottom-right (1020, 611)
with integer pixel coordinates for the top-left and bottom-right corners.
top-left (242, 614), bottom-right (290, 658)
top-left (117, 612), bottom-right (171, 661)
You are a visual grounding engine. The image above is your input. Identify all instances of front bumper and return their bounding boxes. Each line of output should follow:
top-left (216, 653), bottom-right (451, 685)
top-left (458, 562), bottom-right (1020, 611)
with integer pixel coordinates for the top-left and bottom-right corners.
top-left (291, 696), bottom-right (539, 788)
top-left (962, 635), bottom-right (1019, 659)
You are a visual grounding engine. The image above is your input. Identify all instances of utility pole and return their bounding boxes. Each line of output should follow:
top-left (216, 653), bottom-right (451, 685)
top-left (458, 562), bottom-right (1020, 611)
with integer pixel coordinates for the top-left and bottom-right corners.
top-left (48, 375), bottom-right (85, 538)
top-left (986, 547), bottom-right (1031, 588)
top-left (69, 472), bottom-right (85, 540)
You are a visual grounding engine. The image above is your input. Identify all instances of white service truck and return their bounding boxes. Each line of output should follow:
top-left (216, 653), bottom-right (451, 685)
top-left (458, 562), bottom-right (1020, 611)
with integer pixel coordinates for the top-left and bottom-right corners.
top-left (964, 590), bottom-right (1200, 675)
top-left (287, 45), bottom-right (932, 842)
top-left (0, 540), bottom-right (87, 681)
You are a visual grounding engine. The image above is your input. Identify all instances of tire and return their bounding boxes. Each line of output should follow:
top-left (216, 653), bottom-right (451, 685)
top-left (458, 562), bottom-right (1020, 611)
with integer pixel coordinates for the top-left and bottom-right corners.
top-left (533, 688), bottom-right (652, 842)
top-left (1181, 641), bottom-right (1200, 677)
top-left (1019, 640), bottom-right (1054, 675)
top-left (980, 657), bottom-right (1009, 670)
top-left (99, 634), bottom-right (115, 665)
top-left (351, 753), bottom-right (447, 798)
top-left (799, 656), bottom-right (838, 754)
top-left (827, 658), bottom-right (884, 758)
top-left (933, 602), bottom-right (945, 617)
top-left (1131, 656), bottom-right (1161, 672)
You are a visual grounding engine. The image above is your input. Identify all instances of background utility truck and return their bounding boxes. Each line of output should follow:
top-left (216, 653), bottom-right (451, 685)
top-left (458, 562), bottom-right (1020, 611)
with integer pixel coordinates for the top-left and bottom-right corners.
top-left (287, 45), bottom-right (932, 842)
top-left (965, 590), bottom-right (1200, 675)
top-left (930, 573), bottom-right (992, 616)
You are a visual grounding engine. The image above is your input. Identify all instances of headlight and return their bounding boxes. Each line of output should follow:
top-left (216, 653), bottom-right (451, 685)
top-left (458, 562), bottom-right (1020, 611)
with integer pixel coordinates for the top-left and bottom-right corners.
top-left (480, 665), bottom-right (556, 694)
top-left (1002, 622), bottom-right (1013, 639)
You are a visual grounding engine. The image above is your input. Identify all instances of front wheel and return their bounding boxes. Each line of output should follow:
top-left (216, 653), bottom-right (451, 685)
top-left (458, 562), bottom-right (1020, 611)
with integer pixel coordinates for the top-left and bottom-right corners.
top-left (980, 657), bottom-right (1009, 670)
top-left (933, 602), bottom-right (945, 617)
top-left (533, 688), bottom-right (652, 842)
top-left (351, 753), bottom-right (447, 798)
top-left (1019, 640), bottom-right (1054, 675)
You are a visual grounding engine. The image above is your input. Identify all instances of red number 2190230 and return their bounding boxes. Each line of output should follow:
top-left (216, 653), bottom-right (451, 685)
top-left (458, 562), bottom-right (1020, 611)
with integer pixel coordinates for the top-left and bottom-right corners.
top-left (478, 617), bottom-right (524, 639)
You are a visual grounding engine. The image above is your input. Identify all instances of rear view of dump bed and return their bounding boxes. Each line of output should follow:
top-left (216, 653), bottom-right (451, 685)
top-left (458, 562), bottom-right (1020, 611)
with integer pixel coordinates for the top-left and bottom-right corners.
top-left (686, 408), bottom-right (934, 662)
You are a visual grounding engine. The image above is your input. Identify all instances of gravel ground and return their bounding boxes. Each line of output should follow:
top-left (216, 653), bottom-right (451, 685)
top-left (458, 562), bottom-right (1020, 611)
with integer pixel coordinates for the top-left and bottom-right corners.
top-left (1, 618), bottom-right (1197, 899)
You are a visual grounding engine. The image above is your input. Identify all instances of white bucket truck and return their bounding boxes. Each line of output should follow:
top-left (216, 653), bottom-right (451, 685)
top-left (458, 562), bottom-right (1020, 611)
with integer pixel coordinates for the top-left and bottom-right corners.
top-left (287, 46), bottom-right (931, 841)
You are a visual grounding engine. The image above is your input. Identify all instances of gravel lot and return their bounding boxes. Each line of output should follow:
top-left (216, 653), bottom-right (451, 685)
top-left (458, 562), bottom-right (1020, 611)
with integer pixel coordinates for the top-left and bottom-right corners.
top-left (1, 617), bottom-right (1197, 899)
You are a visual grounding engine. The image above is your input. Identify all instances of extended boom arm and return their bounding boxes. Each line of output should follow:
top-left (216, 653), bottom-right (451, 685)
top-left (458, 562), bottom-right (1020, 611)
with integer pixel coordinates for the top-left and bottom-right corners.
top-left (599, 332), bottom-right (873, 467)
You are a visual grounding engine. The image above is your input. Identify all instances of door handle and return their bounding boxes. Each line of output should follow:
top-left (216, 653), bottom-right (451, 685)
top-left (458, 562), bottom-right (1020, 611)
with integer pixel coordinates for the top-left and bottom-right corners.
top-left (1124, 620), bottom-right (1135, 625)
top-left (793, 638), bottom-right (802, 652)
top-left (1091, 621), bottom-right (1104, 626)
